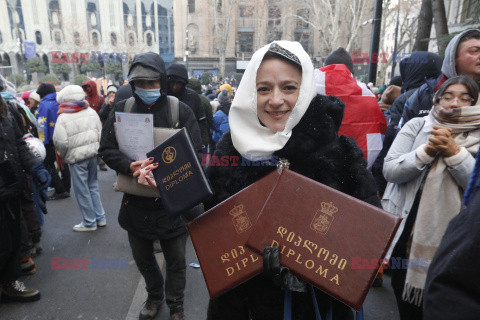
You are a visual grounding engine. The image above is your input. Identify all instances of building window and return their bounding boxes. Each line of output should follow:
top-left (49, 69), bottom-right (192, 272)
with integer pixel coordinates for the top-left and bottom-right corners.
top-left (0, 31), bottom-right (3, 44)
top-left (295, 8), bottom-right (310, 30)
top-left (74, 32), bottom-right (81, 45)
top-left (128, 33), bottom-right (135, 46)
top-left (146, 32), bottom-right (153, 46)
top-left (91, 31), bottom-right (99, 45)
top-left (111, 32), bottom-right (117, 46)
top-left (188, 0), bottom-right (195, 13)
top-left (238, 32), bottom-right (253, 53)
top-left (54, 31), bottom-right (62, 45)
top-left (35, 31), bottom-right (42, 45)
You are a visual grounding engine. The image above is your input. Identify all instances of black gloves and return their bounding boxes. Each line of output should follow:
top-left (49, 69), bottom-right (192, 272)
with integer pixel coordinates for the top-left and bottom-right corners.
top-left (263, 246), bottom-right (307, 292)
top-left (30, 162), bottom-right (51, 190)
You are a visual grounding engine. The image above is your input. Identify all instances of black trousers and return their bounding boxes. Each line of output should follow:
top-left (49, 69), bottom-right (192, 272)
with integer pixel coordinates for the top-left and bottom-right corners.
top-left (44, 141), bottom-right (70, 193)
top-left (128, 231), bottom-right (187, 313)
top-left (0, 196), bottom-right (22, 285)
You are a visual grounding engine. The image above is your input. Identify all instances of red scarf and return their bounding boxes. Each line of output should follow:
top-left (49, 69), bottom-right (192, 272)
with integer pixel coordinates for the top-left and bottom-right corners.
top-left (58, 100), bottom-right (89, 115)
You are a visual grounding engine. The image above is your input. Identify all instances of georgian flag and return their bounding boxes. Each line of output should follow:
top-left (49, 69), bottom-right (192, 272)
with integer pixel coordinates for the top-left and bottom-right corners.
top-left (314, 64), bottom-right (387, 169)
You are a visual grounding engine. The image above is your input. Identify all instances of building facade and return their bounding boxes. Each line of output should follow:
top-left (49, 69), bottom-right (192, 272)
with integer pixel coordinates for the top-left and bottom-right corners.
top-left (0, 0), bottom-right (174, 81)
top-left (173, 0), bottom-right (375, 80)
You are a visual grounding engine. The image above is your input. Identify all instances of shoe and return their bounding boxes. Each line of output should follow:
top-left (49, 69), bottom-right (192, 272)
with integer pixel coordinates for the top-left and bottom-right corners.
top-left (0, 281), bottom-right (40, 302)
top-left (20, 255), bottom-right (36, 275)
top-left (99, 164), bottom-right (108, 171)
top-left (73, 223), bottom-right (97, 232)
top-left (49, 191), bottom-right (70, 200)
top-left (97, 221), bottom-right (107, 227)
top-left (170, 310), bottom-right (185, 320)
top-left (139, 296), bottom-right (164, 320)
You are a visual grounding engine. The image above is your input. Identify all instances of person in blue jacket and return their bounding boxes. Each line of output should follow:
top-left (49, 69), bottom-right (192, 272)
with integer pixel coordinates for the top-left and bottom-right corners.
top-left (212, 89), bottom-right (231, 145)
top-left (36, 83), bottom-right (70, 200)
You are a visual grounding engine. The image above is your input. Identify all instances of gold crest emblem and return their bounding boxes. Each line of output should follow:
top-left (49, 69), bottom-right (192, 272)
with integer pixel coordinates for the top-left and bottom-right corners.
top-left (310, 202), bottom-right (338, 235)
top-left (162, 146), bottom-right (176, 164)
top-left (229, 204), bottom-right (252, 234)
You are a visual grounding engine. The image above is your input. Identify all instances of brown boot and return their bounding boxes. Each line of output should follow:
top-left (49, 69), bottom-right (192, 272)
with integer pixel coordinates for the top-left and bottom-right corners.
top-left (1, 281), bottom-right (41, 302)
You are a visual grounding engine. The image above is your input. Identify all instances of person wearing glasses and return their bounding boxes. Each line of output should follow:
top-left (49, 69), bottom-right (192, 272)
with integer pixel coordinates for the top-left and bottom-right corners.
top-left (381, 75), bottom-right (480, 320)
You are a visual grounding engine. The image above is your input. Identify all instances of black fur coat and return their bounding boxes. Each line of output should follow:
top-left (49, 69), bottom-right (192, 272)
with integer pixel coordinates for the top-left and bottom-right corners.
top-left (205, 94), bottom-right (380, 320)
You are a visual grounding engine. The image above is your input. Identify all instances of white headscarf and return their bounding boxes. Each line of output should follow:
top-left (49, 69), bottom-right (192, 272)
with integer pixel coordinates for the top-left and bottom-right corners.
top-left (229, 41), bottom-right (316, 160)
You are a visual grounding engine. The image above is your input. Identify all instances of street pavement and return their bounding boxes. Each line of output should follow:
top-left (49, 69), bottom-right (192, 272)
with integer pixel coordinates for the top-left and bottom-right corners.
top-left (0, 168), bottom-right (400, 320)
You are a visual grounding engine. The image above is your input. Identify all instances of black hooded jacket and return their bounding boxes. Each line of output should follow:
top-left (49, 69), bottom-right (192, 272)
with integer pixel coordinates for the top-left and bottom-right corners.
top-left (373, 52), bottom-right (442, 194)
top-left (167, 64), bottom-right (208, 146)
top-left (205, 94), bottom-right (381, 320)
top-left (99, 52), bottom-right (202, 240)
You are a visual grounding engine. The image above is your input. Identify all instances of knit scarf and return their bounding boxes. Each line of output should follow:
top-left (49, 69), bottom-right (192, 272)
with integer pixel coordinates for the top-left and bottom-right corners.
top-left (58, 100), bottom-right (89, 115)
top-left (402, 105), bottom-right (480, 306)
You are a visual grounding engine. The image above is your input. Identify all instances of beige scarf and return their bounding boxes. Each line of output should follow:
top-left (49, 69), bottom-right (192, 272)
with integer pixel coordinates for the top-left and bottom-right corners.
top-left (403, 105), bottom-right (480, 306)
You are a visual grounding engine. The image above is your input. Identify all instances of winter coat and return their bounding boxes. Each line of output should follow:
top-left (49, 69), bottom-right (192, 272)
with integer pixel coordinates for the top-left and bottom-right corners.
top-left (53, 107), bottom-right (102, 164)
top-left (82, 80), bottom-right (104, 114)
top-left (205, 94), bottom-right (381, 320)
top-left (423, 186), bottom-right (480, 319)
top-left (0, 104), bottom-right (38, 199)
top-left (99, 52), bottom-right (202, 240)
top-left (36, 92), bottom-right (59, 145)
top-left (399, 30), bottom-right (480, 127)
top-left (212, 109), bottom-right (229, 143)
top-left (187, 78), bottom-right (214, 146)
top-left (381, 117), bottom-right (477, 258)
top-left (372, 51), bottom-right (443, 194)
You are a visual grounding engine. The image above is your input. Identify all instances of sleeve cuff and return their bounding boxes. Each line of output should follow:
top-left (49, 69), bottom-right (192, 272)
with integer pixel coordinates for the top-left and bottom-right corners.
top-left (416, 144), bottom-right (435, 165)
top-left (444, 147), bottom-right (469, 167)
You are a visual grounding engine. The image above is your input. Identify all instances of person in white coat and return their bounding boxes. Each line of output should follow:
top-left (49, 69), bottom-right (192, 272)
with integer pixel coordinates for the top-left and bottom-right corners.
top-left (382, 75), bottom-right (480, 319)
top-left (53, 85), bottom-right (106, 232)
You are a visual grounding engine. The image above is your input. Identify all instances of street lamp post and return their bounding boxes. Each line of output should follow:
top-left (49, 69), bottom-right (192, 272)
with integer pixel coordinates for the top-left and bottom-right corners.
top-left (185, 29), bottom-right (189, 76)
top-left (367, 0), bottom-right (383, 85)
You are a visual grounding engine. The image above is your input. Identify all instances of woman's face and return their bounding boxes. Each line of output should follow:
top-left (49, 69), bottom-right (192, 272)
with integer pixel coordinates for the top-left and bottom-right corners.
top-left (437, 83), bottom-right (475, 110)
top-left (256, 58), bottom-right (302, 132)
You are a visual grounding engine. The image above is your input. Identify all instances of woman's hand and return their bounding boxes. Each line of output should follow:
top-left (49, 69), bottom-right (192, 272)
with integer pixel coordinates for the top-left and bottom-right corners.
top-left (428, 125), bottom-right (460, 157)
top-left (137, 163), bottom-right (158, 188)
top-left (132, 158), bottom-right (158, 188)
top-left (130, 158), bottom-right (154, 177)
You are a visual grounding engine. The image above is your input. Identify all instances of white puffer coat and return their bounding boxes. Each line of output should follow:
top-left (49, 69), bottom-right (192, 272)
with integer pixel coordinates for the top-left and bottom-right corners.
top-left (53, 107), bottom-right (102, 164)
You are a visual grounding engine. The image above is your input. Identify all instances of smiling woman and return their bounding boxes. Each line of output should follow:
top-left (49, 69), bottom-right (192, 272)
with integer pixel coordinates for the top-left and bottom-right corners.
top-left (204, 41), bottom-right (381, 320)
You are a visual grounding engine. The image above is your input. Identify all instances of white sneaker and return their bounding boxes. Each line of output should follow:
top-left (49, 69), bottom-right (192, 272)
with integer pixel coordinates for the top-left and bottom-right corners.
top-left (97, 221), bottom-right (107, 227)
top-left (73, 223), bottom-right (97, 232)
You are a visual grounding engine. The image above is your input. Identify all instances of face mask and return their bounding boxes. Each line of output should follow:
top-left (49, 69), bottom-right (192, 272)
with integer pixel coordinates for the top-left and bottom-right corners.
top-left (135, 87), bottom-right (161, 105)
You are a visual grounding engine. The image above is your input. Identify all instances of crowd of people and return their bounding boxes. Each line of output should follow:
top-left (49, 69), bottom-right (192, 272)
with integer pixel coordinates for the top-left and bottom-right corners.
top-left (0, 28), bottom-right (480, 320)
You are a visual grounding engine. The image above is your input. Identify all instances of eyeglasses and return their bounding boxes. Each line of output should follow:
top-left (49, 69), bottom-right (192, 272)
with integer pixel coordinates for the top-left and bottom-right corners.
top-left (439, 95), bottom-right (475, 105)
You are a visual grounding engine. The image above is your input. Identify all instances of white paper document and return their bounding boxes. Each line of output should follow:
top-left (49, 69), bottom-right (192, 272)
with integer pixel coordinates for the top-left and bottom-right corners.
top-left (115, 112), bottom-right (154, 161)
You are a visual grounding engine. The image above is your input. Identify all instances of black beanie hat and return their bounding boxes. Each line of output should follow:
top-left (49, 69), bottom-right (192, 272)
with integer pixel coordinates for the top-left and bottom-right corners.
top-left (37, 83), bottom-right (56, 99)
top-left (324, 47), bottom-right (354, 74)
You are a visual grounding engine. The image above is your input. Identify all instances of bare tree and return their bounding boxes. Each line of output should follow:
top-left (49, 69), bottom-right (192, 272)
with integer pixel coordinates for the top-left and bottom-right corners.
top-left (285, 0), bottom-right (369, 56)
top-left (432, 0), bottom-right (449, 55)
top-left (413, 0), bottom-right (433, 51)
top-left (212, 0), bottom-right (238, 79)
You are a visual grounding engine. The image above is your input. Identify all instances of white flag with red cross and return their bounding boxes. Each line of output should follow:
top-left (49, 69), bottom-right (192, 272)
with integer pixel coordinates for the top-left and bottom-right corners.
top-left (314, 64), bottom-right (387, 169)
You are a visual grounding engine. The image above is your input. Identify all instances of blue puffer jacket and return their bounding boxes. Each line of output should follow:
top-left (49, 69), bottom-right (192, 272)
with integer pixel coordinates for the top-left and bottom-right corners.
top-left (398, 77), bottom-right (439, 129)
top-left (212, 109), bottom-right (229, 143)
